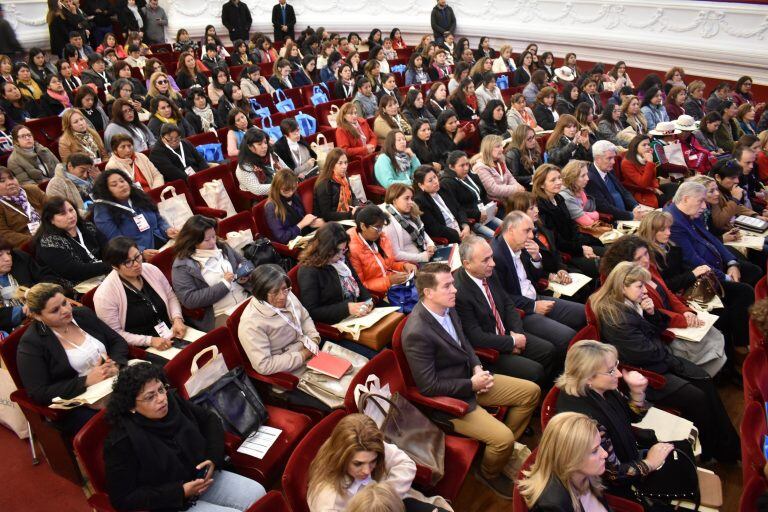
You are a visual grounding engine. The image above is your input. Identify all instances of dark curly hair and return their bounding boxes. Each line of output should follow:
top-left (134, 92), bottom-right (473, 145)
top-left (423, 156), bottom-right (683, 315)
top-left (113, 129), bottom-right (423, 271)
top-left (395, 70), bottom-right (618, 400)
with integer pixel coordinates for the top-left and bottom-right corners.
top-left (106, 362), bottom-right (166, 423)
top-left (92, 169), bottom-right (159, 220)
top-left (599, 235), bottom-right (650, 279)
top-left (298, 222), bottom-right (350, 267)
top-left (750, 298), bottom-right (768, 337)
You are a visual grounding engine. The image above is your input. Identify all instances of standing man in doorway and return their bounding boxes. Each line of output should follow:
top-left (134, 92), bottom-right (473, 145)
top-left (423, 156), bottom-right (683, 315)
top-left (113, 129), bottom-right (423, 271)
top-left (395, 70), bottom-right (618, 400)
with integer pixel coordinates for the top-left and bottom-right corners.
top-left (222, 0), bottom-right (252, 43)
top-left (272, 0), bottom-right (296, 43)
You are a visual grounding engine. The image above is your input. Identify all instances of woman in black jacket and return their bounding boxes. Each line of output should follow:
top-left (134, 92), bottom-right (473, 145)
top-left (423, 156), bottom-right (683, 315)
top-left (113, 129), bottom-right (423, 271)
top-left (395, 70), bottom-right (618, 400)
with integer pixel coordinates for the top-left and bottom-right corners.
top-left (104, 363), bottom-right (266, 512)
top-left (439, 150), bottom-right (500, 239)
top-left (545, 114), bottom-right (592, 167)
top-left (590, 262), bottom-right (740, 463)
top-left (296, 222), bottom-right (372, 325)
top-left (402, 88), bottom-right (437, 129)
top-left (17, 282), bottom-right (129, 434)
top-left (33, 197), bottom-right (110, 290)
top-left (556, 83), bottom-right (580, 117)
top-left (409, 119), bottom-right (441, 171)
top-left (430, 110), bottom-right (471, 169)
top-left (504, 124), bottom-right (541, 189)
top-left (184, 88), bottom-right (220, 136)
top-left (478, 99), bottom-right (509, 138)
top-left (313, 148), bottom-right (364, 222)
top-left (448, 78), bottom-right (478, 121)
top-left (174, 51), bottom-right (209, 90)
top-left (412, 165), bottom-right (469, 244)
top-left (272, 118), bottom-right (317, 179)
top-left (149, 123), bottom-right (211, 182)
top-left (532, 87), bottom-right (559, 131)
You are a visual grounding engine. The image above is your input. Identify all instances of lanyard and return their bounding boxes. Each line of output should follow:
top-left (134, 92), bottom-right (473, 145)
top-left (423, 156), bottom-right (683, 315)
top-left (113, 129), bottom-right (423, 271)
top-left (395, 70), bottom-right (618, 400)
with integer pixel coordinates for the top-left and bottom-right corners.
top-left (74, 227), bottom-right (98, 261)
top-left (93, 199), bottom-right (137, 215)
top-left (165, 142), bottom-right (186, 168)
top-left (121, 276), bottom-right (162, 321)
top-left (0, 198), bottom-right (33, 220)
top-left (288, 143), bottom-right (303, 166)
top-left (456, 176), bottom-right (481, 202)
top-left (357, 232), bottom-right (388, 278)
top-left (262, 297), bottom-right (304, 336)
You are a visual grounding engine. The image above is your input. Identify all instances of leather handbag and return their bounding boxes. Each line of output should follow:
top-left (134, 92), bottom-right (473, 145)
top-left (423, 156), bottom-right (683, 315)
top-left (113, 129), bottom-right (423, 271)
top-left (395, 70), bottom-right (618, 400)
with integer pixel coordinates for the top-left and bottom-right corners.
top-left (682, 271), bottom-right (724, 306)
top-left (578, 220), bottom-right (613, 237)
top-left (633, 440), bottom-right (700, 509)
top-left (243, 237), bottom-right (281, 267)
top-left (359, 392), bottom-right (445, 485)
top-left (190, 366), bottom-right (268, 438)
top-left (343, 311), bottom-right (405, 351)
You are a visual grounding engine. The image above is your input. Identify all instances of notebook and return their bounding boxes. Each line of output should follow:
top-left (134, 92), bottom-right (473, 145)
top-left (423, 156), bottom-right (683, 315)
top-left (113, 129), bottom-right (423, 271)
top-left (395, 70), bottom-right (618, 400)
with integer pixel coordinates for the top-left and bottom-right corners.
top-left (430, 245), bottom-right (454, 263)
top-left (307, 351), bottom-right (352, 379)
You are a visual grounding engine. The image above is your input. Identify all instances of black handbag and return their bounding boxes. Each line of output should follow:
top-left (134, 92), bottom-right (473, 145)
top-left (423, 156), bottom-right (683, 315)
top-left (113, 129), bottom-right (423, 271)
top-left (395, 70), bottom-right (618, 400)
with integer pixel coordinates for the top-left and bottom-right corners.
top-left (242, 237), bottom-right (281, 267)
top-left (190, 367), bottom-right (268, 438)
top-left (633, 439), bottom-right (700, 510)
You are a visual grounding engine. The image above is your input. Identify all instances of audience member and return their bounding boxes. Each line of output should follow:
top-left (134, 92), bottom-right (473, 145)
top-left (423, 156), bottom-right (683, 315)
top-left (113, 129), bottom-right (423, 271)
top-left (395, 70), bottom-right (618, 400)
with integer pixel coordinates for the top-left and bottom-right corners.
top-left (380, 183), bottom-right (436, 264)
top-left (440, 150), bottom-right (501, 238)
top-left (105, 98), bottom-right (156, 153)
top-left (149, 123), bottom-right (210, 182)
top-left (7, 125), bottom-right (60, 184)
top-left (235, 128), bottom-right (284, 197)
top-left (105, 133), bottom-right (164, 192)
top-left (0, 166), bottom-right (45, 247)
top-left (58, 108), bottom-right (108, 164)
top-left (413, 165), bottom-right (469, 244)
top-left (585, 140), bottom-right (645, 221)
top-left (336, 102), bottom-right (377, 157)
top-left (265, 169), bottom-right (323, 244)
top-left (314, 148), bottom-right (365, 221)
top-left (473, 135), bottom-right (524, 203)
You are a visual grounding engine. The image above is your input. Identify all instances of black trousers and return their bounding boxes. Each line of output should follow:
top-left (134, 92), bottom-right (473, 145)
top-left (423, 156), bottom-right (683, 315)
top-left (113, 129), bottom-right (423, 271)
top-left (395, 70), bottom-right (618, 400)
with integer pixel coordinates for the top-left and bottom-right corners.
top-left (720, 279), bottom-right (754, 347)
top-left (492, 334), bottom-right (554, 388)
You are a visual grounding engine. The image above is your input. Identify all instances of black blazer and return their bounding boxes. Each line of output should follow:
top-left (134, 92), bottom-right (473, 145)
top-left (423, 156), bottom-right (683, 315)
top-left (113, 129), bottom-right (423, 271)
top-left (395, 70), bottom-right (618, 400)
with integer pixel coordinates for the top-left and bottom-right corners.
top-left (490, 235), bottom-right (542, 313)
top-left (513, 67), bottom-right (531, 86)
top-left (453, 268), bottom-right (523, 353)
top-left (439, 169), bottom-right (488, 221)
top-left (584, 164), bottom-right (637, 221)
top-left (268, 74), bottom-right (294, 91)
top-left (333, 81), bottom-right (355, 100)
top-left (273, 136), bottom-right (316, 172)
top-left (184, 109), bottom-right (219, 135)
top-left (409, 138), bottom-right (440, 169)
top-left (657, 244), bottom-right (696, 294)
top-left (413, 189), bottom-right (467, 244)
top-left (271, 3), bottom-right (296, 31)
top-left (149, 139), bottom-right (210, 182)
top-left (34, 223), bottom-right (110, 288)
top-left (449, 98), bottom-right (476, 122)
top-left (401, 301), bottom-right (481, 420)
top-left (532, 103), bottom-right (556, 130)
top-left (536, 195), bottom-right (588, 257)
top-left (547, 136), bottom-right (591, 168)
top-left (313, 179), bottom-right (361, 222)
top-left (297, 262), bottom-right (371, 324)
top-left (530, 476), bottom-right (612, 512)
top-left (534, 223), bottom-right (568, 274)
top-left (174, 71), bottom-right (208, 90)
top-left (17, 308), bottom-right (129, 405)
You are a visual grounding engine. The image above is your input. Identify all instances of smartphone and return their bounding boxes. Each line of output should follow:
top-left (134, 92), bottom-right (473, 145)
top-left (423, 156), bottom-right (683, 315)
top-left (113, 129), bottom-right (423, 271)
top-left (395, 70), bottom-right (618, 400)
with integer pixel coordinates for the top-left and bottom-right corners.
top-left (195, 466), bottom-right (208, 480)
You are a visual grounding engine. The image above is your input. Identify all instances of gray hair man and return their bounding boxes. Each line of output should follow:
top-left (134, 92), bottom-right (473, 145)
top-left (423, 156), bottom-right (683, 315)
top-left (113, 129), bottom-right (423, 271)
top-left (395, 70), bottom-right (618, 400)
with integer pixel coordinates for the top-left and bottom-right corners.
top-left (585, 140), bottom-right (648, 221)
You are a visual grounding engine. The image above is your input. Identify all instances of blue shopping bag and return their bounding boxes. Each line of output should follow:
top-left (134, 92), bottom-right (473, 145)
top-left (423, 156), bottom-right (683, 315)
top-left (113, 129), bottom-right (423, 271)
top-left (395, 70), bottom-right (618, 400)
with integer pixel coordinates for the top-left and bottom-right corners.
top-left (249, 99), bottom-right (271, 119)
top-left (273, 89), bottom-right (295, 113)
top-left (260, 116), bottom-right (283, 141)
top-left (196, 143), bottom-right (224, 163)
top-left (496, 75), bottom-right (509, 90)
top-left (387, 283), bottom-right (419, 314)
top-left (295, 112), bottom-right (317, 137)
top-left (390, 64), bottom-right (407, 74)
top-left (310, 84), bottom-right (330, 106)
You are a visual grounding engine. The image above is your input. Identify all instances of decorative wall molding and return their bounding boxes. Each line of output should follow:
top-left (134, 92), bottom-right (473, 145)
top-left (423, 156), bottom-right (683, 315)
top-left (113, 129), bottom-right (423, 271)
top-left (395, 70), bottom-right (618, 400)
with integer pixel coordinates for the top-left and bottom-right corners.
top-left (7, 0), bottom-right (768, 82)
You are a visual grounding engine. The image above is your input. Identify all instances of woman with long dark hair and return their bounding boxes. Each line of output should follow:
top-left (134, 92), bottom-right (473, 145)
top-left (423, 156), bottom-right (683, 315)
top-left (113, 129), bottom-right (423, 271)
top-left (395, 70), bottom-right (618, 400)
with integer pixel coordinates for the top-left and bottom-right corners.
top-left (104, 98), bottom-right (155, 153)
top-left (235, 128), bottom-right (286, 197)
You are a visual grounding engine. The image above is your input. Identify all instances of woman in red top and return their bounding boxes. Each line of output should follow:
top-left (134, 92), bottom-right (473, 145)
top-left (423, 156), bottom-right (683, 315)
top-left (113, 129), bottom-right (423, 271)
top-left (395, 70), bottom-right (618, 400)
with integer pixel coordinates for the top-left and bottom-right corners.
top-left (620, 134), bottom-right (676, 208)
top-left (665, 86), bottom-right (686, 121)
top-left (335, 102), bottom-right (377, 158)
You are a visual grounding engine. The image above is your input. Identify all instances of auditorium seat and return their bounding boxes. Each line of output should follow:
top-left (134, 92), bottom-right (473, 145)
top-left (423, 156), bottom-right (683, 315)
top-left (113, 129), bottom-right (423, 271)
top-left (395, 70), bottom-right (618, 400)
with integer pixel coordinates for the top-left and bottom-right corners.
top-left (741, 400), bottom-right (768, 484)
top-left (744, 346), bottom-right (768, 403)
top-left (540, 386), bottom-right (559, 430)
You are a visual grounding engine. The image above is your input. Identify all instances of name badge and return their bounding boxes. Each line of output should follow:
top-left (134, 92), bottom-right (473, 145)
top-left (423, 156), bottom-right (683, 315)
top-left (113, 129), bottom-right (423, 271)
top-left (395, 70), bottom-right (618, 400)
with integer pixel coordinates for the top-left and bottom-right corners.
top-left (184, 166), bottom-right (195, 176)
top-left (133, 214), bottom-right (150, 232)
top-left (28, 221), bottom-right (40, 234)
top-left (154, 321), bottom-right (172, 338)
top-left (92, 158), bottom-right (102, 165)
top-left (133, 181), bottom-right (143, 189)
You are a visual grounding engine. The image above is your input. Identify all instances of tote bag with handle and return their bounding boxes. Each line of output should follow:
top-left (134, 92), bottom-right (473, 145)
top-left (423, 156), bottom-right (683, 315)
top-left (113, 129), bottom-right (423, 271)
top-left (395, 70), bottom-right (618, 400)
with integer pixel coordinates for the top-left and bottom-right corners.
top-left (157, 185), bottom-right (194, 229)
top-left (184, 345), bottom-right (229, 398)
top-left (273, 89), bottom-right (295, 113)
top-left (327, 104), bottom-right (340, 128)
top-left (261, 116), bottom-right (283, 142)
top-left (310, 84), bottom-right (329, 106)
top-left (295, 112), bottom-right (317, 137)
top-left (310, 133), bottom-right (335, 168)
top-left (199, 179), bottom-right (237, 217)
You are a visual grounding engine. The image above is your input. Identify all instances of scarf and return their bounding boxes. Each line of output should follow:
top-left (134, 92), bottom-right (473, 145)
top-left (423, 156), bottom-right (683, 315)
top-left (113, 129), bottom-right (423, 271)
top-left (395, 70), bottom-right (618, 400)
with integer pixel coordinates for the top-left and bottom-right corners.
top-left (192, 105), bottom-right (216, 132)
top-left (73, 130), bottom-right (99, 158)
top-left (123, 154), bottom-right (149, 191)
top-left (332, 174), bottom-right (353, 212)
top-left (65, 170), bottom-right (93, 199)
top-left (394, 151), bottom-right (412, 174)
top-left (19, 79), bottom-right (42, 100)
top-left (350, 120), bottom-right (367, 145)
top-left (1, 188), bottom-right (40, 223)
top-left (331, 260), bottom-right (360, 300)
top-left (153, 112), bottom-right (176, 125)
top-left (47, 88), bottom-right (71, 108)
top-left (466, 94), bottom-right (478, 112)
top-left (16, 145), bottom-right (53, 177)
top-left (385, 203), bottom-right (426, 251)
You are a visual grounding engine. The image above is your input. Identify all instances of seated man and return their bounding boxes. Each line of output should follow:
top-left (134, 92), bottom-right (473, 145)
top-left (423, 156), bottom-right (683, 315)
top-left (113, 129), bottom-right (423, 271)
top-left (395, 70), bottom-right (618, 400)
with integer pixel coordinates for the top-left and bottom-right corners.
top-left (401, 262), bottom-right (540, 499)
top-left (491, 211), bottom-right (586, 358)
top-left (453, 235), bottom-right (554, 387)
top-left (585, 140), bottom-right (648, 221)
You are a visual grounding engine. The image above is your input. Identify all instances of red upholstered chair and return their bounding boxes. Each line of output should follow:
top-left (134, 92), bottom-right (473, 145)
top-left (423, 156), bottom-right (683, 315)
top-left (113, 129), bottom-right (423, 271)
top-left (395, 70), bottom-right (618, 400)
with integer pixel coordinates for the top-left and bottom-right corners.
top-left (216, 210), bottom-right (257, 239)
top-left (147, 180), bottom-right (227, 219)
top-left (540, 386), bottom-right (560, 430)
top-left (251, 200), bottom-right (299, 259)
top-left (343, 349), bottom-right (478, 501)
top-left (757, 275), bottom-right (768, 301)
top-left (512, 448), bottom-right (538, 511)
top-left (249, 491), bottom-right (291, 512)
top-left (286, 265), bottom-right (343, 341)
top-left (751, 318), bottom-right (766, 351)
top-left (741, 474), bottom-right (768, 512)
top-left (742, 400), bottom-right (768, 484)
top-left (27, 116), bottom-right (64, 146)
top-left (0, 324), bottom-right (83, 485)
top-left (148, 247), bottom-right (205, 322)
top-left (315, 99), bottom-right (345, 129)
top-left (163, 326), bottom-right (313, 485)
top-left (358, 152), bottom-right (386, 201)
top-left (186, 131), bottom-right (220, 147)
top-left (744, 346), bottom-right (768, 403)
top-left (80, 286), bottom-right (98, 311)
top-left (297, 176), bottom-right (316, 214)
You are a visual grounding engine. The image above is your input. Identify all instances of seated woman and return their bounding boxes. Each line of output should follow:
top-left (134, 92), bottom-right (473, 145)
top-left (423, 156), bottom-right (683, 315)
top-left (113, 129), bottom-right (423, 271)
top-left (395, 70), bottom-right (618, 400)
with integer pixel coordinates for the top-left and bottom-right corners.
top-left (313, 148), bottom-right (365, 222)
top-left (620, 95), bottom-right (648, 139)
top-left (475, 72), bottom-right (503, 115)
top-left (7, 125), bottom-right (59, 185)
top-left (143, 70), bottom-right (183, 109)
top-left (425, 81), bottom-right (449, 119)
top-left (665, 86), bottom-right (687, 121)
top-left (374, 130), bottom-right (420, 188)
top-left (448, 78), bottom-right (478, 121)
top-left (18, 282), bottom-right (128, 434)
top-left (216, 84), bottom-right (251, 129)
top-left (441, 150), bottom-right (501, 239)
top-left (110, 78), bottom-right (150, 124)
top-left (149, 124), bottom-right (211, 183)
top-left (513, 52), bottom-right (533, 86)
top-left (558, 159), bottom-right (603, 230)
top-left (555, 340), bottom-right (676, 505)
top-left (380, 183), bottom-right (436, 264)
top-left (104, 363), bottom-right (266, 512)
top-left (112, 60), bottom-right (147, 98)
top-left (589, 261), bottom-right (740, 463)
top-left (14, 63), bottom-right (43, 101)
top-left (208, 67), bottom-right (231, 108)
top-left (273, 118), bottom-right (317, 180)
top-left (235, 128), bottom-right (286, 197)
top-left (352, 77), bottom-right (379, 120)
top-left (472, 135), bottom-right (524, 203)
top-left (0, 107), bottom-right (13, 156)
top-left (518, 412), bottom-right (609, 512)
top-left (308, 413), bottom-right (452, 512)
top-left (736, 103), bottom-right (758, 137)
top-left (174, 51), bottom-right (209, 90)
top-left (0, 82), bottom-right (42, 124)
top-left (401, 89), bottom-right (437, 130)
top-left (532, 87), bottom-right (560, 131)
top-left (373, 95), bottom-right (412, 146)
top-left (237, 263), bottom-right (329, 410)
top-left (105, 134), bottom-right (164, 192)
top-left (92, 169), bottom-right (175, 261)
top-left (546, 114), bottom-right (592, 167)
top-left (58, 109), bottom-right (108, 164)
top-left (333, 63), bottom-right (356, 100)
top-left (147, 96), bottom-right (194, 139)
top-left (265, 169), bottom-right (323, 245)
top-left (297, 222), bottom-right (373, 324)
top-left (95, 236), bottom-right (186, 350)
top-left (172, 215), bottom-right (252, 331)
top-left (692, 111), bottom-right (726, 160)
top-left (184, 89), bottom-right (220, 136)
top-left (504, 124), bottom-right (542, 189)
top-left (335, 102), bottom-right (377, 158)
top-left (295, 55), bottom-right (319, 87)
top-left (39, 75), bottom-right (72, 117)
top-left (347, 205), bottom-right (416, 295)
top-left (226, 108), bottom-right (252, 159)
top-left (268, 59), bottom-right (295, 91)
top-left (104, 98), bottom-right (156, 154)
top-left (34, 197), bottom-right (109, 290)
top-left (640, 87), bottom-right (669, 132)
top-left (404, 52), bottom-right (429, 86)
top-left (596, 102), bottom-right (627, 148)
top-left (506, 93), bottom-right (540, 133)
top-left (239, 65), bottom-right (274, 98)
top-left (478, 99), bottom-right (510, 138)
top-left (409, 120), bottom-right (441, 172)
top-left (0, 166), bottom-right (45, 247)
top-left (431, 110), bottom-right (472, 169)
top-left (621, 135), bottom-right (677, 208)
top-left (413, 165), bottom-right (469, 244)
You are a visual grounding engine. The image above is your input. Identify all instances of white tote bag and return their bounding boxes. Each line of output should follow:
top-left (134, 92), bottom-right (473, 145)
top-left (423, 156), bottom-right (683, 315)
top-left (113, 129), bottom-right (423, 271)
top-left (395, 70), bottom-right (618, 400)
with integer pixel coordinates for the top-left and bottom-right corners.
top-left (327, 105), bottom-right (340, 128)
top-left (311, 134), bottom-right (335, 168)
top-left (663, 142), bottom-right (687, 167)
top-left (199, 179), bottom-right (237, 218)
top-left (348, 174), bottom-right (368, 203)
top-left (184, 346), bottom-right (229, 398)
top-left (157, 185), bottom-right (194, 229)
top-left (353, 374), bottom-right (392, 428)
top-left (225, 229), bottom-right (254, 256)
top-left (0, 368), bottom-right (29, 438)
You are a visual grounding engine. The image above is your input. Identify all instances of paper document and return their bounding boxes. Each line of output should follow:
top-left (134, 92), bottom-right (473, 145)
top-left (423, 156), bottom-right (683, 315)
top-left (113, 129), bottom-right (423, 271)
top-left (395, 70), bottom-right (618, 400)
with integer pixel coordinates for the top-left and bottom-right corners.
top-left (480, 202), bottom-right (498, 223)
top-left (726, 233), bottom-right (765, 250)
top-left (146, 327), bottom-right (206, 360)
top-left (687, 295), bottom-right (723, 312)
top-left (73, 275), bottom-right (106, 294)
top-left (616, 220), bottom-right (640, 234)
top-left (667, 311), bottom-right (719, 342)
top-left (335, 219), bottom-right (356, 227)
top-left (632, 407), bottom-right (701, 456)
top-left (236, 425), bottom-right (282, 459)
top-left (598, 229), bottom-right (624, 244)
top-left (547, 273), bottom-right (591, 297)
top-left (333, 306), bottom-right (400, 340)
top-left (51, 359), bottom-right (146, 409)
top-left (449, 243), bottom-right (462, 271)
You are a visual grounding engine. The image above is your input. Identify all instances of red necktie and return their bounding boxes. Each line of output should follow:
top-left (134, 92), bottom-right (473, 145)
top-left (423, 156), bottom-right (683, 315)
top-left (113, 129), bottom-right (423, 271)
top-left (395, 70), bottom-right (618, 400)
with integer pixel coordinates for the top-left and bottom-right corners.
top-left (482, 279), bottom-right (506, 336)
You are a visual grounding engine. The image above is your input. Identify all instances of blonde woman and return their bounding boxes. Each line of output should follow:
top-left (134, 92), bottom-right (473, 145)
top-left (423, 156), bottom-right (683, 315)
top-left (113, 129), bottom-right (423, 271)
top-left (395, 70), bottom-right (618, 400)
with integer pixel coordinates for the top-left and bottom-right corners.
top-left (492, 45), bottom-right (516, 73)
top-left (145, 71), bottom-right (182, 108)
top-left (619, 95), bottom-right (648, 142)
top-left (346, 482), bottom-right (404, 512)
top-left (307, 413), bottom-right (452, 512)
top-left (472, 134), bottom-right (524, 203)
top-left (589, 261), bottom-right (739, 463)
top-left (558, 159), bottom-right (601, 228)
top-left (59, 108), bottom-right (109, 163)
top-left (518, 412), bottom-right (609, 511)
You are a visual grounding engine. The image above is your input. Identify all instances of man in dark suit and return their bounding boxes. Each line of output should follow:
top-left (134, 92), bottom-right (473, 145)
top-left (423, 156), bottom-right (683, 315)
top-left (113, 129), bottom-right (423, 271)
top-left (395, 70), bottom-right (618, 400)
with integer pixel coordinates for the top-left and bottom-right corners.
top-left (453, 235), bottom-right (554, 386)
top-left (271, 0), bottom-right (296, 42)
top-left (492, 211), bottom-right (586, 357)
top-left (402, 262), bottom-right (540, 499)
top-left (430, 0), bottom-right (456, 43)
top-left (221, 0), bottom-right (252, 43)
top-left (584, 140), bottom-right (646, 221)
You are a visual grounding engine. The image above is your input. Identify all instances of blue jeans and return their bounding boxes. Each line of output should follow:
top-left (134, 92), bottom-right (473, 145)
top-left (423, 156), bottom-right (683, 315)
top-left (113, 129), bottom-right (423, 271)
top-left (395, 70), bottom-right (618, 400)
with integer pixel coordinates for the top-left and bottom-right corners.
top-left (472, 216), bottom-right (502, 239)
top-left (190, 470), bottom-right (266, 512)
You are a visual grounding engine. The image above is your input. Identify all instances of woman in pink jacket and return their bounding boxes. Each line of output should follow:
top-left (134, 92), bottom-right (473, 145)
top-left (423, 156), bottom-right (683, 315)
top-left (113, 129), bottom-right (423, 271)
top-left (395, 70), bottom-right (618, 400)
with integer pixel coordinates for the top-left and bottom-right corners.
top-left (472, 134), bottom-right (524, 203)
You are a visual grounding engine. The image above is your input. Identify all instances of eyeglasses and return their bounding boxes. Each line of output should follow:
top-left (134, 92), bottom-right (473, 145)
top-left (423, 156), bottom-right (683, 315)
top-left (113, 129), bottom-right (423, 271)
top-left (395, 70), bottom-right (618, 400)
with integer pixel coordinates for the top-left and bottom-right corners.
top-left (120, 253), bottom-right (143, 267)
top-left (17, 133), bottom-right (34, 139)
top-left (596, 362), bottom-right (620, 377)
top-left (156, 79), bottom-right (168, 85)
top-left (269, 286), bottom-right (292, 297)
top-left (163, 135), bottom-right (181, 144)
top-left (136, 384), bottom-right (170, 403)
top-left (367, 224), bottom-right (384, 233)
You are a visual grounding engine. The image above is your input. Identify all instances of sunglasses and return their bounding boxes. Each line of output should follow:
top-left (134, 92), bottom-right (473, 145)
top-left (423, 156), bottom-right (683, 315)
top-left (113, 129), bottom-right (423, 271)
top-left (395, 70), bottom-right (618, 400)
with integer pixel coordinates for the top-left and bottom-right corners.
top-left (156, 79), bottom-right (168, 85)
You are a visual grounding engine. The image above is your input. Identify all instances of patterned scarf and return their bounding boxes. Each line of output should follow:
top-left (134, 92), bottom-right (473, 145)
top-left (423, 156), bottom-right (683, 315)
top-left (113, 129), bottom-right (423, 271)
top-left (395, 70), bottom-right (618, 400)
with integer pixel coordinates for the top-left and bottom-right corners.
top-left (394, 151), bottom-right (412, 174)
top-left (47, 88), bottom-right (72, 108)
top-left (192, 105), bottom-right (216, 132)
top-left (73, 130), bottom-right (99, 158)
top-left (332, 174), bottom-right (353, 212)
top-left (385, 203), bottom-right (426, 251)
top-left (331, 260), bottom-right (360, 300)
top-left (2, 188), bottom-right (40, 223)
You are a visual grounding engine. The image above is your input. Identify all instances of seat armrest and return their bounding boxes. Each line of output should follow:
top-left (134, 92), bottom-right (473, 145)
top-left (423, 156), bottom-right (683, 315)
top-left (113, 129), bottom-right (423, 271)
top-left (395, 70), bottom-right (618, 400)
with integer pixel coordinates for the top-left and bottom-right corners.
top-left (10, 389), bottom-right (64, 422)
top-left (413, 465), bottom-right (433, 488)
top-left (475, 348), bottom-right (499, 363)
top-left (194, 206), bottom-right (227, 218)
top-left (272, 242), bottom-right (300, 260)
top-left (244, 367), bottom-right (299, 390)
top-left (404, 388), bottom-right (469, 416)
top-left (619, 364), bottom-right (666, 389)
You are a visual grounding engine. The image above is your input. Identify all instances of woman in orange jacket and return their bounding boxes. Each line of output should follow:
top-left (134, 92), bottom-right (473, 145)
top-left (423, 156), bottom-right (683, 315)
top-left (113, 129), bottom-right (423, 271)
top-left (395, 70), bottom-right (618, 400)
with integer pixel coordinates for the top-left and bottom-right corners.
top-left (620, 134), bottom-right (677, 208)
top-left (347, 205), bottom-right (417, 295)
top-left (335, 101), bottom-right (377, 158)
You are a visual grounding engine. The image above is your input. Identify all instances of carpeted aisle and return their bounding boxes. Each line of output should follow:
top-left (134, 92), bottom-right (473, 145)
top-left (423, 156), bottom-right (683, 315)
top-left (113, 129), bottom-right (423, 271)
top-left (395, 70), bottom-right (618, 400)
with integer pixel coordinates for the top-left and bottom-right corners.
top-left (0, 426), bottom-right (90, 512)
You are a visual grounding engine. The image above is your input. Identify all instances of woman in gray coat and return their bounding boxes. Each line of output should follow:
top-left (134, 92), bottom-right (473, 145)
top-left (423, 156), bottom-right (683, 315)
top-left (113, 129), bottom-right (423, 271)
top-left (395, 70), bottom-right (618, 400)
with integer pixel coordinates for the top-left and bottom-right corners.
top-left (171, 215), bottom-right (253, 331)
